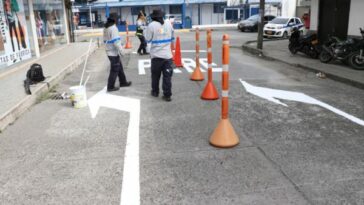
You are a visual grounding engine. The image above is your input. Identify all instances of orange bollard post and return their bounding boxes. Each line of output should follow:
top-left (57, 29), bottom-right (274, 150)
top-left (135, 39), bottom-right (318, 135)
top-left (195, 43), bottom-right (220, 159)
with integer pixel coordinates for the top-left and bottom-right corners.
top-left (209, 34), bottom-right (239, 148)
top-left (190, 28), bottom-right (204, 81)
top-left (124, 21), bottom-right (132, 49)
top-left (174, 36), bottom-right (183, 68)
top-left (201, 29), bottom-right (219, 100)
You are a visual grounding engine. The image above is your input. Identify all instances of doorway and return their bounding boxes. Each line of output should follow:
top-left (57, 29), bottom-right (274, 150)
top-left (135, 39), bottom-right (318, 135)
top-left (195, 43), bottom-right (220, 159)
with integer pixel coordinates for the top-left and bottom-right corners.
top-left (318, 0), bottom-right (351, 42)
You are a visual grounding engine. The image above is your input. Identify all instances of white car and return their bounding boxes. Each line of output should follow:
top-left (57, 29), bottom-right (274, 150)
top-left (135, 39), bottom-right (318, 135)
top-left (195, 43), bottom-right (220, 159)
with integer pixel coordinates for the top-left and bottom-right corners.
top-left (263, 17), bottom-right (304, 38)
top-left (165, 14), bottom-right (182, 24)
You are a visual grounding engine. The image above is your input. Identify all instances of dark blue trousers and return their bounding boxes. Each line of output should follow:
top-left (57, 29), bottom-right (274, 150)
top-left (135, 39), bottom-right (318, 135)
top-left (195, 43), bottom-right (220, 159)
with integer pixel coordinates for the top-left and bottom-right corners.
top-left (107, 56), bottom-right (127, 89)
top-left (151, 58), bottom-right (173, 97)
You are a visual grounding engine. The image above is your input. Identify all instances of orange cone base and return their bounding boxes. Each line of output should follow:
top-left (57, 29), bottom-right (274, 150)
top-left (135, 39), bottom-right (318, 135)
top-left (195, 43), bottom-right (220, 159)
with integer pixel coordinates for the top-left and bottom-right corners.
top-left (209, 118), bottom-right (239, 148)
top-left (190, 67), bottom-right (204, 81)
top-left (174, 62), bottom-right (184, 68)
top-left (124, 42), bottom-right (132, 49)
top-left (201, 82), bottom-right (219, 100)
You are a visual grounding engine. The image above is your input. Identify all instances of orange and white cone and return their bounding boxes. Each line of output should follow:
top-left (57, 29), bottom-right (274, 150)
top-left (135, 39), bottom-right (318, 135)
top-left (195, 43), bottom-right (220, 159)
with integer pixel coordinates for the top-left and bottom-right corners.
top-left (124, 21), bottom-right (132, 49)
top-left (209, 34), bottom-right (239, 148)
top-left (190, 28), bottom-right (204, 81)
top-left (201, 29), bottom-right (219, 100)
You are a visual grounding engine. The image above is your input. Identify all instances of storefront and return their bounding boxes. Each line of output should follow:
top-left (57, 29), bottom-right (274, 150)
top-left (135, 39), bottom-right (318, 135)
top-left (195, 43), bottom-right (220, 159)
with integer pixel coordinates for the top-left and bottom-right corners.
top-left (0, 0), bottom-right (69, 70)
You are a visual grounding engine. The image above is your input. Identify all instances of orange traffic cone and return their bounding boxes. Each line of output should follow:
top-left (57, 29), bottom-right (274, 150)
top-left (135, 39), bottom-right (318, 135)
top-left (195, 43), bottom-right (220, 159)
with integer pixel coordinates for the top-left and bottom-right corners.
top-left (209, 34), bottom-right (239, 148)
top-left (124, 21), bottom-right (132, 49)
top-left (190, 28), bottom-right (204, 81)
top-left (174, 36), bottom-right (183, 68)
top-left (201, 29), bottom-right (219, 100)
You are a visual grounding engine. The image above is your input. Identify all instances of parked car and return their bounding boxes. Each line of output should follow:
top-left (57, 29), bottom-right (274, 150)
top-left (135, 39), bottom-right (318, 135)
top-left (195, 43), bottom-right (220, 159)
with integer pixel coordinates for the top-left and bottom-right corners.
top-left (237, 14), bottom-right (276, 32)
top-left (165, 14), bottom-right (182, 24)
top-left (263, 17), bottom-right (304, 38)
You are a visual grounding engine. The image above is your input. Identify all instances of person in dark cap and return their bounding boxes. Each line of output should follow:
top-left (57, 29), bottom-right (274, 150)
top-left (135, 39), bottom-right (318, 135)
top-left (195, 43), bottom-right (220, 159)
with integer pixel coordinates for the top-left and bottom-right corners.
top-left (136, 11), bottom-right (148, 55)
top-left (144, 9), bottom-right (174, 102)
top-left (103, 17), bottom-right (131, 92)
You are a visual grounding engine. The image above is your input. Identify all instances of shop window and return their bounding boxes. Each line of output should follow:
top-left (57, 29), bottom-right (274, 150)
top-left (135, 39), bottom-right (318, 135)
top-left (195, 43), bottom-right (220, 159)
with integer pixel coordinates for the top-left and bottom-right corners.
top-left (32, 0), bottom-right (67, 53)
top-left (214, 3), bottom-right (226, 13)
top-left (131, 6), bottom-right (144, 16)
top-left (169, 5), bottom-right (181, 14)
top-left (0, 0), bottom-right (32, 69)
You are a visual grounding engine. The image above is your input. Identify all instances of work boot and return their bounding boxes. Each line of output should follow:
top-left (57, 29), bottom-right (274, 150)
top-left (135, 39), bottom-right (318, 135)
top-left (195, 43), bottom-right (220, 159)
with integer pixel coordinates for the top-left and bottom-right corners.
top-left (162, 96), bottom-right (171, 102)
top-left (107, 87), bottom-right (120, 92)
top-left (120, 81), bottom-right (132, 87)
top-left (151, 91), bottom-right (158, 97)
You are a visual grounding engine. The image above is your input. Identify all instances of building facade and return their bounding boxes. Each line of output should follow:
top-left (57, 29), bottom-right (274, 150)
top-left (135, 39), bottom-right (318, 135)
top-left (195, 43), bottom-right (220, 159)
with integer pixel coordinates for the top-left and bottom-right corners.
top-left (75, 0), bottom-right (227, 30)
top-left (281, 0), bottom-right (363, 41)
top-left (0, 0), bottom-right (69, 70)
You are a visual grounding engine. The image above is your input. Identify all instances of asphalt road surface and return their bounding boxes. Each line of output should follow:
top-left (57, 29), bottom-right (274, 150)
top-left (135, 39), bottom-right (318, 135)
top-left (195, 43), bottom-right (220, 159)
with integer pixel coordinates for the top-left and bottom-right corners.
top-left (0, 30), bottom-right (363, 205)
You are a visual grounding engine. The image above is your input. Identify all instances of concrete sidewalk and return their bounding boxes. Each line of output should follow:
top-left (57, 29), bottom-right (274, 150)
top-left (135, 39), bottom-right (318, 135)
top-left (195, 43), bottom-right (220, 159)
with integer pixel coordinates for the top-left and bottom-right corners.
top-left (0, 42), bottom-right (97, 132)
top-left (242, 40), bottom-right (364, 89)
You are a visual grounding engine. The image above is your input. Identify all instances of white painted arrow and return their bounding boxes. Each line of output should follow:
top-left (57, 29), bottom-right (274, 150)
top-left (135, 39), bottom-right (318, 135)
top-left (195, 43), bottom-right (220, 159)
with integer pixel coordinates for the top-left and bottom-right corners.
top-left (88, 87), bottom-right (141, 205)
top-left (240, 79), bottom-right (364, 126)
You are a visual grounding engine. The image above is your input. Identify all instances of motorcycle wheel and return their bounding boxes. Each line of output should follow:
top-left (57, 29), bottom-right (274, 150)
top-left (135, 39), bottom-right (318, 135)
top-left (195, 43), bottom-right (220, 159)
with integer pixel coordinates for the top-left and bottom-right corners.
top-left (319, 50), bottom-right (332, 63)
top-left (288, 43), bottom-right (298, 54)
top-left (348, 52), bottom-right (364, 70)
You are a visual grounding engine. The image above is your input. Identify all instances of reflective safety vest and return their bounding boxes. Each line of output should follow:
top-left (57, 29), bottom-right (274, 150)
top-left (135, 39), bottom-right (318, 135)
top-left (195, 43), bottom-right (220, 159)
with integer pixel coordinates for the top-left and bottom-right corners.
top-left (144, 20), bottom-right (174, 59)
top-left (136, 19), bottom-right (146, 36)
top-left (103, 24), bottom-right (124, 56)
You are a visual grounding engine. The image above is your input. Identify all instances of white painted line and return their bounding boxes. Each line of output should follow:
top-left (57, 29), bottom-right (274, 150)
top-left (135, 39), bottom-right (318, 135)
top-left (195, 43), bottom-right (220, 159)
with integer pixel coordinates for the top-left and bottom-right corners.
top-left (138, 58), bottom-right (220, 75)
top-left (132, 50), bottom-right (206, 54)
top-left (88, 88), bottom-right (141, 205)
top-left (138, 60), bottom-right (149, 75)
top-left (240, 79), bottom-right (364, 126)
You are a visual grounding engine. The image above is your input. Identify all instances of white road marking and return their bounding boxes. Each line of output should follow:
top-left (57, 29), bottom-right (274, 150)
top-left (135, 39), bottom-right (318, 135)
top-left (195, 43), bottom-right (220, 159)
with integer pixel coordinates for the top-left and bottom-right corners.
top-left (240, 80), bottom-right (364, 126)
top-left (138, 60), bottom-right (149, 75)
top-left (88, 88), bottom-right (141, 205)
top-left (132, 50), bottom-right (206, 54)
top-left (182, 58), bottom-right (196, 73)
top-left (138, 58), bottom-right (223, 75)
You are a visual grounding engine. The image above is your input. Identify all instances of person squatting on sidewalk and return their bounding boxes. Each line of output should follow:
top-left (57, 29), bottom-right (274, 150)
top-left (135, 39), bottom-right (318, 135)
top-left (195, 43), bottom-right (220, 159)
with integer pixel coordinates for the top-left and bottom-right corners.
top-left (144, 10), bottom-right (174, 102)
top-left (136, 12), bottom-right (148, 55)
top-left (103, 17), bottom-right (132, 92)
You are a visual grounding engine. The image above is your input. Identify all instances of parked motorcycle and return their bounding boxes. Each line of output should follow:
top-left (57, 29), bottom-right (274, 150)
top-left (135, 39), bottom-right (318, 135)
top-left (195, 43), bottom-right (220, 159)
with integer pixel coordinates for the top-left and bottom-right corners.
top-left (347, 28), bottom-right (364, 70)
top-left (289, 28), bottom-right (320, 58)
top-left (319, 28), bottom-right (364, 70)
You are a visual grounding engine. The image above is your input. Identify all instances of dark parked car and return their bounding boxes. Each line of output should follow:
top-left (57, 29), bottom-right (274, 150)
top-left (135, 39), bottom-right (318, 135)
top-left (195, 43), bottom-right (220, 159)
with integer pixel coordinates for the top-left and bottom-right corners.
top-left (238, 14), bottom-right (276, 32)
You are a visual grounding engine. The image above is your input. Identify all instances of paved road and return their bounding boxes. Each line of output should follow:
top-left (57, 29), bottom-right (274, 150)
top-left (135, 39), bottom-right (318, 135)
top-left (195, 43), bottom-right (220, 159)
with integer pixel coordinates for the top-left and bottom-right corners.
top-left (0, 30), bottom-right (363, 205)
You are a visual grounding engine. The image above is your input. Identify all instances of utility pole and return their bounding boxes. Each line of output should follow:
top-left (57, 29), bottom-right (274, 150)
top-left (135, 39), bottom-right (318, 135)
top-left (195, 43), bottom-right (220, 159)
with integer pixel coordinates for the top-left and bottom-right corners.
top-left (70, 0), bottom-right (75, 42)
top-left (257, 0), bottom-right (265, 50)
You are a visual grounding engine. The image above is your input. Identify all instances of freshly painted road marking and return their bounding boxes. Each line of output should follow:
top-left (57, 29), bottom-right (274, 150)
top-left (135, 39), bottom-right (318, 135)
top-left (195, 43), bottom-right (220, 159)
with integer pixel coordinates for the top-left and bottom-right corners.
top-left (88, 87), bottom-right (141, 205)
top-left (240, 80), bottom-right (364, 126)
top-left (138, 58), bottom-right (221, 75)
top-left (132, 50), bottom-right (206, 54)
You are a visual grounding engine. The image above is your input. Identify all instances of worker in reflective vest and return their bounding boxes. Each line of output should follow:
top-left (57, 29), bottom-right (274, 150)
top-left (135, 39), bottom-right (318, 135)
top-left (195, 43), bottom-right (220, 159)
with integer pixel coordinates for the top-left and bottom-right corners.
top-left (136, 12), bottom-right (148, 55)
top-left (144, 9), bottom-right (174, 102)
top-left (103, 17), bottom-right (131, 92)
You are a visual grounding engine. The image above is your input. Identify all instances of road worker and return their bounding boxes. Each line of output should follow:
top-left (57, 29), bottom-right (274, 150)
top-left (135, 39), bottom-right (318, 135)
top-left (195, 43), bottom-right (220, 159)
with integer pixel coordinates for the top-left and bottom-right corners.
top-left (103, 17), bottom-right (132, 92)
top-left (144, 9), bottom-right (174, 102)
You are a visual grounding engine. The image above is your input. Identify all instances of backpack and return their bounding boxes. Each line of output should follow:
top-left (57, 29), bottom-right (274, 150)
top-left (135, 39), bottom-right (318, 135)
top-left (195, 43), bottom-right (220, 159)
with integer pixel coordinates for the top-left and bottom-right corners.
top-left (24, 63), bottom-right (45, 95)
top-left (27, 63), bottom-right (45, 83)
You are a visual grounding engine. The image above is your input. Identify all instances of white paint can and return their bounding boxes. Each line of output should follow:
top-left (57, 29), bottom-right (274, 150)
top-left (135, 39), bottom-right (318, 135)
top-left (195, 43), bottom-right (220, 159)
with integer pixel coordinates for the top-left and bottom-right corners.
top-left (69, 85), bottom-right (87, 108)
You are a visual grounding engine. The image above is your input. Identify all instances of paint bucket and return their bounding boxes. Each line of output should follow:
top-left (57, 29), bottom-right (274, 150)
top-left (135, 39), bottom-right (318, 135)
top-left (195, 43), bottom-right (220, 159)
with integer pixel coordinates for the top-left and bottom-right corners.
top-left (69, 85), bottom-right (87, 108)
